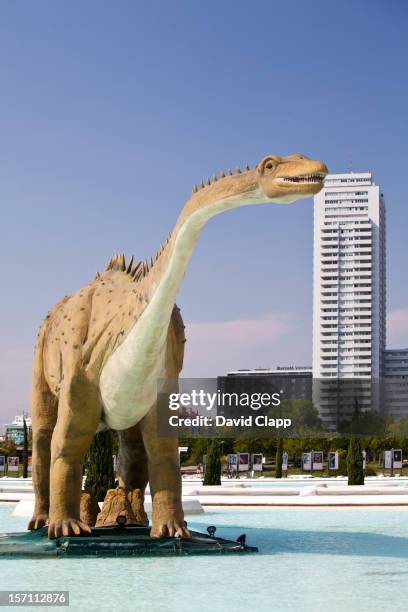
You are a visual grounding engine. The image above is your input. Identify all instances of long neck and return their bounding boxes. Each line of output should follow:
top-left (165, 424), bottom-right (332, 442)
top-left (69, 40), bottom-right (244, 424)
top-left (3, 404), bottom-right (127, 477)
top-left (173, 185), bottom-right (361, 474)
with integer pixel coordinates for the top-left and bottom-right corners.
top-left (140, 168), bottom-right (263, 339)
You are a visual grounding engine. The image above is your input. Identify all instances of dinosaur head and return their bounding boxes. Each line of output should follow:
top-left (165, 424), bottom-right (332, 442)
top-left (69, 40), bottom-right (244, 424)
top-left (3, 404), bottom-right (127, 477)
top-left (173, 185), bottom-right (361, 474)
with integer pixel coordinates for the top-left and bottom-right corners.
top-left (257, 154), bottom-right (328, 202)
top-left (190, 153), bottom-right (328, 213)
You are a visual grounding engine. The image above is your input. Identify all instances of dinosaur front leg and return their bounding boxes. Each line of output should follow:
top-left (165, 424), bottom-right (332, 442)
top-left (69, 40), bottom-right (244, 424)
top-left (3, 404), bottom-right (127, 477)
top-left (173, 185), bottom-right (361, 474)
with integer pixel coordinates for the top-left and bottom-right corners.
top-left (48, 381), bottom-right (101, 539)
top-left (140, 403), bottom-right (190, 539)
top-left (28, 351), bottom-right (58, 531)
top-left (29, 428), bottom-right (54, 530)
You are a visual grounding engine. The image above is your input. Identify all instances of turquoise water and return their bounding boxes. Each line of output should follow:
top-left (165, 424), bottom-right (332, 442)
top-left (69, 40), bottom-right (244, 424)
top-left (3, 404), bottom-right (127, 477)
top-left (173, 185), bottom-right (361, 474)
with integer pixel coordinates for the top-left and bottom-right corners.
top-left (1, 504), bottom-right (408, 612)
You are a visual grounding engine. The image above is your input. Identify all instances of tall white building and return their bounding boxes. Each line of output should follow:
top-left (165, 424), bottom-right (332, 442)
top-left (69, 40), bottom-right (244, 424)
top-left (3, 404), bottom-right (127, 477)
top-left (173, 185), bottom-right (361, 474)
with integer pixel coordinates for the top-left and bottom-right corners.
top-left (312, 173), bottom-right (386, 422)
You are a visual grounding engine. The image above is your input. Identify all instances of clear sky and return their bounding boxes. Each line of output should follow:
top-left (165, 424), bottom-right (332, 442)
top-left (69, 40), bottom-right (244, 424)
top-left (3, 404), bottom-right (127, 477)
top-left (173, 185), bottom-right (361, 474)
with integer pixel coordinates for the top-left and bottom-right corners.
top-left (1, 0), bottom-right (407, 424)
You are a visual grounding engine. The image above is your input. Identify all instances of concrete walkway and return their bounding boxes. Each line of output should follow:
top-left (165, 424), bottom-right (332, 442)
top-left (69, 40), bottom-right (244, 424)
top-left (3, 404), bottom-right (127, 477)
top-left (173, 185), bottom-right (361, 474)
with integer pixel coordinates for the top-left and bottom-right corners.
top-left (3, 476), bottom-right (408, 515)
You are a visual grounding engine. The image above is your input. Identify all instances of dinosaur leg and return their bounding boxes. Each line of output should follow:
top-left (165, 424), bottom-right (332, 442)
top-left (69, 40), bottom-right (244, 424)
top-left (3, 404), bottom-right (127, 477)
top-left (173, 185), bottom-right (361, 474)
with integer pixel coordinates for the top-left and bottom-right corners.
top-left (116, 425), bottom-right (149, 524)
top-left (48, 374), bottom-right (101, 539)
top-left (28, 369), bottom-right (58, 530)
top-left (140, 403), bottom-right (190, 539)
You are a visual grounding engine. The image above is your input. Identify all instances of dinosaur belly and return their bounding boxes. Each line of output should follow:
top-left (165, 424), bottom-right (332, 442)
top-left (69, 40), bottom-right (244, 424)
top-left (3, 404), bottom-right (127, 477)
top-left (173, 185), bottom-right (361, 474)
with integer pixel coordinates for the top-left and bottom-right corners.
top-left (100, 350), bottom-right (167, 431)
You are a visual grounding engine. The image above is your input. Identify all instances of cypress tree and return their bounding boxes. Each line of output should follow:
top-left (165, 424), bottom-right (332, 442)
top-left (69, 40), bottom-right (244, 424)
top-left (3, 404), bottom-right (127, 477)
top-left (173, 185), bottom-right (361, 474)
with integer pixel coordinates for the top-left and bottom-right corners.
top-left (203, 439), bottom-right (221, 486)
top-left (23, 417), bottom-right (28, 479)
top-left (347, 436), bottom-right (364, 485)
top-left (275, 437), bottom-right (283, 478)
top-left (84, 430), bottom-right (116, 501)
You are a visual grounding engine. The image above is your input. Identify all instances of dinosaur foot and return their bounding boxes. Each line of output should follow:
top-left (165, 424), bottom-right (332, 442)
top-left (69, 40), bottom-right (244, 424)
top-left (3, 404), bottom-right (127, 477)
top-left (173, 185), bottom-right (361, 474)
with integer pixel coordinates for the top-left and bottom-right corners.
top-left (48, 518), bottom-right (92, 539)
top-left (28, 513), bottom-right (48, 531)
top-left (150, 513), bottom-right (191, 539)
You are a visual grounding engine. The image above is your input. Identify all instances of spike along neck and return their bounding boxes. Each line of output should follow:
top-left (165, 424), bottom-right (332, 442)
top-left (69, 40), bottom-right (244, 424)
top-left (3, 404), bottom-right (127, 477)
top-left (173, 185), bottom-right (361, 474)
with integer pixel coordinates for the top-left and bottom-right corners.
top-left (100, 169), bottom-right (262, 430)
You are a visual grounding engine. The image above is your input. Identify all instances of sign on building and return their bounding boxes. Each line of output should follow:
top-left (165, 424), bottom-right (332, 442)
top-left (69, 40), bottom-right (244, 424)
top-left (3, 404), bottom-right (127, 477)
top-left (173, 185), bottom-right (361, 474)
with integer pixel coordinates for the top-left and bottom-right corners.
top-left (7, 456), bottom-right (19, 472)
top-left (328, 451), bottom-right (339, 470)
top-left (362, 450), bottom-right (366, 470)
top-left (0, 456), bottom-right (5, 472)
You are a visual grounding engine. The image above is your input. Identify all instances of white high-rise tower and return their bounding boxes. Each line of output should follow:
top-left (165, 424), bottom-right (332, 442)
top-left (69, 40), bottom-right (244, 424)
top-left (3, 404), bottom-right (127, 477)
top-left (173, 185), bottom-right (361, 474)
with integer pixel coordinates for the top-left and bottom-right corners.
top-left (312, 173), bottom-right (386, 422)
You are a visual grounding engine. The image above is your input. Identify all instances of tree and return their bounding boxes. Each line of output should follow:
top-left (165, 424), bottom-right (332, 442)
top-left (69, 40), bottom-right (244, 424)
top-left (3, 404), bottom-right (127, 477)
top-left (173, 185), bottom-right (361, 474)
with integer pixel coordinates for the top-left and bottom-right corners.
top-left (275, 437), bottom-right (283, 478)
top-left (0, 439), bottom-right (16, 456)
top-left (347, 437), bottom-right (364, 485)
top-left (274, 400), bottom-right (324, 437)
top-left (203, 439), bottom-right (221, 486)
top-left (84, 430), bottom-right (115, 501)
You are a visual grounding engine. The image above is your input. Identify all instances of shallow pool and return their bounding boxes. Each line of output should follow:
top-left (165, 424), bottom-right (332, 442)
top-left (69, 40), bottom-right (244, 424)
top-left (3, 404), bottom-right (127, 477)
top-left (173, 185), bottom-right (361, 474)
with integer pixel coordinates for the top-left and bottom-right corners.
top-left (1, 503), bottom-right (408, 612)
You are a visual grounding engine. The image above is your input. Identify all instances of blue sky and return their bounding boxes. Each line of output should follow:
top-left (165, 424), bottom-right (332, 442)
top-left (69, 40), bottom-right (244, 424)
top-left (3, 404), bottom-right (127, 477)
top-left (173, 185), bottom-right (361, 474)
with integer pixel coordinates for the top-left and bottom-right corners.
top-left (1, 0), bottom-right (407, 423)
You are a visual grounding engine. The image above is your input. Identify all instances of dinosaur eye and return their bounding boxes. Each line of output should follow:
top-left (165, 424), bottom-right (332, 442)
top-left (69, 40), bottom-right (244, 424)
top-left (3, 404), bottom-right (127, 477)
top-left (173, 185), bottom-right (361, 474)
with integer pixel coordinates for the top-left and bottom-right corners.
top-left (265, 162), bottom-right (274, 170)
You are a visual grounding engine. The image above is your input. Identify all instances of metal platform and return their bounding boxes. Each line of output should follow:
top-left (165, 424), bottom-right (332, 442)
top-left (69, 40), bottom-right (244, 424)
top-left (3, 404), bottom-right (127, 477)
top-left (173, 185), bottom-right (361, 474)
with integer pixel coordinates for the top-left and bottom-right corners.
top-left (0, 525), bottom-right (258, 558)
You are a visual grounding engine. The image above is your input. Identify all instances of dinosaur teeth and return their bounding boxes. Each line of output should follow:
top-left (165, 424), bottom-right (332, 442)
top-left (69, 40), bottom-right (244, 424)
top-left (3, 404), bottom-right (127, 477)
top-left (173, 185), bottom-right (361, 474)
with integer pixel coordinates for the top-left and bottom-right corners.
top-left (219, 170), bottom-right (225, 179)
top-left (281, 173), bottom-right (325, 183)
top-left (212, 174), bottom-right (217, 183)
top-left (245, 162), bottom-right (250, 171)
top-left (236, 167), bottom-right (242, 174)
top-left (192, 184), bottom-right (198, 194)
top-left (228, 169), bottom-right (233, 176)
top-left (200, 180), bottom-right (205, 189)
top-left (205, 178), bottom-right (211, 186)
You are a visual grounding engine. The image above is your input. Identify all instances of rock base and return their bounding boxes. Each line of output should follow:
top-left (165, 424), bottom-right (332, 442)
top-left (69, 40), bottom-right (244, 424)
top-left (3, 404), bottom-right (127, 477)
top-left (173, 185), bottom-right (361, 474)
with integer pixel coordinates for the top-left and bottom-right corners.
top-left (95, 487), bottom-right (148, 527)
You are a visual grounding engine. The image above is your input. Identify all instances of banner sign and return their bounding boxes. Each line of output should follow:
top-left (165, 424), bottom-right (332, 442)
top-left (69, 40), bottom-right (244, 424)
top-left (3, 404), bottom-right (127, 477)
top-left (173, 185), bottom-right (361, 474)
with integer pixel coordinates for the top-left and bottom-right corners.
top-left (251, 453), bottom-right (263, 471)
top-left (0, 456), bottom-right (5, 472)
top-left (302, 452), bottom-right (312, 471)
top-left (237, 452), bottom-right (250, 471)
top-left (7, 456), bottom-right (19, 472)
top-left (312, 451), bottom-right (323, 471)
top-left (384, 450), bottom-right (392, 469)
top-left (282, 452), bottom-right (289, 472)
top-left (227, 454), bottom-right (238, 473)
top-left (393, 449), bottom-right (403, 470)
top-left (328, 451), bottom-right (339, 470)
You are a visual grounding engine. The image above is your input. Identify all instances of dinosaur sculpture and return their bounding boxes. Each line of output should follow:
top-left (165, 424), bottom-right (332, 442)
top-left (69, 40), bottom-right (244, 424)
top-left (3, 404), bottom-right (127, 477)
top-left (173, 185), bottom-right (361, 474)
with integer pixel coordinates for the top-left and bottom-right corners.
top-left (28, 153), bottom-right (327, 539)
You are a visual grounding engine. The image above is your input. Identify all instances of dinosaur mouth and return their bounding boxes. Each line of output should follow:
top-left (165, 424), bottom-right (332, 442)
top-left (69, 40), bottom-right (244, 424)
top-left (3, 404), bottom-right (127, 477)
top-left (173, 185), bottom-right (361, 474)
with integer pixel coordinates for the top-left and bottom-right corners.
top-left (279, 172), bottom-right (326, 184)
